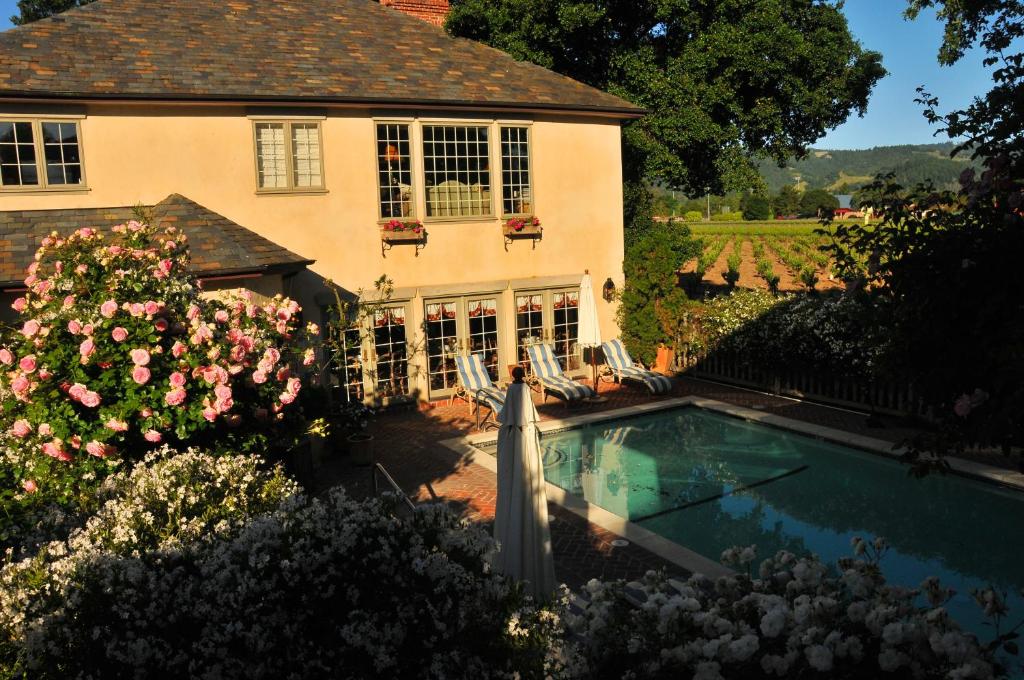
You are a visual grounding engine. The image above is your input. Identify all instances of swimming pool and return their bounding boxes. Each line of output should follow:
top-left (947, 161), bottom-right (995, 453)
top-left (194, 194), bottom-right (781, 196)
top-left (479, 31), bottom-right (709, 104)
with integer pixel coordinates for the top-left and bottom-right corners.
top-left (475, 404), bottom-right (1024, 655)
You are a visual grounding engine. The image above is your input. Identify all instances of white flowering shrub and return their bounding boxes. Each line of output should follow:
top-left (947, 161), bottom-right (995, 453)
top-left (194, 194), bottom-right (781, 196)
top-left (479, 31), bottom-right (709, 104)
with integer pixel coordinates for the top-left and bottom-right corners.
top-left (564, 541), bottom-right (1008, 679)
top-left (694, 289), bottom-right (883, 379)
top-left (0, 450), bottom-right (561, 680)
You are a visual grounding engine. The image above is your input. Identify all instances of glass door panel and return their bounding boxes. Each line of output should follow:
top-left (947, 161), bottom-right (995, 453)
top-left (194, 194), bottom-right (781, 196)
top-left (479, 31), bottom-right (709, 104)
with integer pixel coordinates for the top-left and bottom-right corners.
top-left (515, 293), bottom-right (545, 370)
top-left (372, 304), bottom-right (409, 399)
top-left (467, 297), bottom-right (500, 382)
top-left (425, 300), bottom-right (460, 394)
top-left (552, 289), bottom-right (581, 371)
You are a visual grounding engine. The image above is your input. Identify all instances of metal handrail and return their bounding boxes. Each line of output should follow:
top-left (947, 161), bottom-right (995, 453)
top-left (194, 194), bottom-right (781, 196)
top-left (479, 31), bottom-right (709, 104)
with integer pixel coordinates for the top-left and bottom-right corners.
top-left (372, 462), bottom-right (416, 512)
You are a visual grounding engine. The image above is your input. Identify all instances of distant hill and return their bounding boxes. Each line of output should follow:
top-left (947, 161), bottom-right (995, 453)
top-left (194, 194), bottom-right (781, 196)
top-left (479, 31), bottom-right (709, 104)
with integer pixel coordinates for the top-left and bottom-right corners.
top-left (757, 142), bottom-right (976, 193)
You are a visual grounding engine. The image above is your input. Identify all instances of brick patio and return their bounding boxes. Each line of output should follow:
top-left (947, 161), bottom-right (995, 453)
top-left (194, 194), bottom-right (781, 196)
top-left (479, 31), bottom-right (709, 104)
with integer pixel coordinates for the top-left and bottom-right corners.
top-left (314, 375), bottom-right (924, 588)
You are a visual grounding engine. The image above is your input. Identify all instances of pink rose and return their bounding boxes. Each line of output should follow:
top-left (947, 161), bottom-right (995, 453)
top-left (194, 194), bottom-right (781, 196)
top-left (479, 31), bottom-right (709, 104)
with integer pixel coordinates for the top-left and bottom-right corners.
top-left (165, 387), bottom-right (187, 406)
top-left (279, 391), bottom-right (296, 405)
top-left (202, 406), bottom-right (217, 422)
top-left (275, 320), bottom-right (288, 334)
top-left (111, 327), bottom-right (129, 342)
top-left (129, 303), bottom-right (145, 317)
top-left (42, 441), bottom-right (71, 462)
top-left (108, 245), bottom-right (124, 256)
top-left (11, 297), bottom-right (26, 312)
top-left (286, 377), bottom-right (301, 397)
top-left (21, 320), bottom-right (40, 338)
top-left (303, 348), bottom-right (315, 366)
top-left (140, 407), bottom-right (153, 418)
top-left (214, 309), bottom-right (229, 324)
top-left (276, 367), bottom-right (291, 382)
top-left (11, 375), bottom-right (30, 394)
top-left (21, 479), bottom-right (37, 494)
top-left (37, 423), bottom-right (52, 437)
top-left (100, 300), bottom-right (118, 318)
top-left (69, 435), bottom-right (81, 449)
top-left (130, 348), bottom-right (151, 366)
top-left (143, 430), bottom-right (162, 443)
top-left (62, 295), bottom-right (75, 308)
top-left (68, 319), bottom-right (83, 335)
top-left (105, 418), bottom-right (128, 432)
top-left (0, 348), bottom-right (12, 365)
top-left (38, 368), bottom-right (52, 380)
top-left (252, 370), bottom-right (268, 385)
top-left (69, 383), bottom-right (87, 401)
top-left (263, 348), bottom-right (281, 366)
top-left (159, 259), bottom-right (172, 275)
top-left (214, 384), bottom-right (232, 401)
top-left (82, 324), bottom-right (94, 335)
top-left (169, 371), bottom-right (186, 388)
top-left (80, 390), bottom-right (101, 407)
top-left (11, 420), bottom-right (32, 438)
top-left (142, 301), bottom-right (159, 316)
top-left (187, 304), bottom-right (200, 321)
top-left (79, 338), bottom-right (95, 358)
top-left (86, 441), bottom-right (109, 458)
top-left (154, 319), bottom-right (168, 332)
top-left (18, 355), bottom-right (36, 373)
top-left (171, 341), bottom-right (187, 358)
top-left (23, 274), bottom-right (36, 287)
top-left (132, 366), bottom-right (151, 385)
top-left (75, 264), bottom-right (88, 275)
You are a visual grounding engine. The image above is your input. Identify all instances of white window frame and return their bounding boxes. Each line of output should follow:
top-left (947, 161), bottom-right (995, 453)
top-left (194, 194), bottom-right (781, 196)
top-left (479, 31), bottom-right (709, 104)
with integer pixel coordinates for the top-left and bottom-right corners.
top-left (374, 120), bottom-right (418, 221)
top-left (250, 119), bottom-right (326, 194)
top-left (498, 124), bottom-right (534, 218)
top-left (0, 116), bottom-right (88, 193)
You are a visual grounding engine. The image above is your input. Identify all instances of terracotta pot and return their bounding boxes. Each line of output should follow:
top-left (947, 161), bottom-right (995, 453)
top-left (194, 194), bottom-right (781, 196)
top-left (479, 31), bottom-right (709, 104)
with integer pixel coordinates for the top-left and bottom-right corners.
top-left (347, 432), bottom-right (376, 467)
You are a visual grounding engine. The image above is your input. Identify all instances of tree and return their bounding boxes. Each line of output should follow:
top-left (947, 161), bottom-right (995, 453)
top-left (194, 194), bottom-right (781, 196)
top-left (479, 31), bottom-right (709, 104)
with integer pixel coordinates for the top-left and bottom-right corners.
top-left (799, 188), bottom-right (839, 217)
top-left (774, 185), bottom-right (801, 216)
top-left (741, 194), bottom-right (771, 221)
top-left (617, 221), bottom-right (701, 364)
top-left (823, 1), bottom-right (1024, 465)
top-left (446, 0), bottom-right (885, 205)
top-left (10, 0), bottom-right (94, 24)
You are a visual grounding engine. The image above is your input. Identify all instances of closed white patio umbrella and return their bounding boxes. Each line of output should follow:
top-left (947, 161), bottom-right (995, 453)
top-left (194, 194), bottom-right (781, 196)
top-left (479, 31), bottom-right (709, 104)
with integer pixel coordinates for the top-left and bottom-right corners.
top-left (493, 380), bottom-right (557, 599)
top-left (577, 271), bottom-right (603, 390)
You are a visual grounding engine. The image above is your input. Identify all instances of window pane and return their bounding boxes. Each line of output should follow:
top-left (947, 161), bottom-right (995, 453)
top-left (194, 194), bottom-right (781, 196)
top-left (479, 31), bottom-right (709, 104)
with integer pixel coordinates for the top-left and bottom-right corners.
top-left (376, 123), bottom-right (414, 218)
top-left (0, 121), bottom-right (38, 187)
top-left (290, 123), bottom-right (322, 188)
top-left (501, 126), bottom-right (532, 215)
top-left (423, 124), bottom-right (491, 217)
top-left (255, 123), bottom-right (287, 189)
top-left (41, 121), bottom-right (84, 186)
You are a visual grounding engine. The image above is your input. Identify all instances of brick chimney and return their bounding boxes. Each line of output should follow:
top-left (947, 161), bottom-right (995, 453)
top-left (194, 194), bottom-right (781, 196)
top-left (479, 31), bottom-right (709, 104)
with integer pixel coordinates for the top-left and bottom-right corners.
top-left (379, 0), bottom-right (450, 27)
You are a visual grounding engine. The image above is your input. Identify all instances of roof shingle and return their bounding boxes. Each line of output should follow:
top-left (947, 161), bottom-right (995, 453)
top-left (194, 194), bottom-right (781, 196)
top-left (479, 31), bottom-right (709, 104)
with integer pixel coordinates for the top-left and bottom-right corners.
top-left (0, 193), bottom-right (313, 288)
top-left (0, 0), bottom-right (640, 116)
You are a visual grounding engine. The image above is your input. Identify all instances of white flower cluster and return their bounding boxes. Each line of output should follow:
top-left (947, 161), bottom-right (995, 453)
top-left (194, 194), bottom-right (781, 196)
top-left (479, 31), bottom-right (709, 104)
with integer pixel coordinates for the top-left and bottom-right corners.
top-left (564, 543), bottom-right (1003, 679)
top-left (0, 450), bottom-right (561, 679)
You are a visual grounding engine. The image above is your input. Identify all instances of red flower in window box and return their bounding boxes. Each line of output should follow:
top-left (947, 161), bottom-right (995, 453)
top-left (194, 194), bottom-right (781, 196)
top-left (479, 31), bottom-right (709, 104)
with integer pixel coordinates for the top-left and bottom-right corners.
top-left (382, 219), bottom-right (423, 233)
top-left (503, 216), bottom-right (542, 237)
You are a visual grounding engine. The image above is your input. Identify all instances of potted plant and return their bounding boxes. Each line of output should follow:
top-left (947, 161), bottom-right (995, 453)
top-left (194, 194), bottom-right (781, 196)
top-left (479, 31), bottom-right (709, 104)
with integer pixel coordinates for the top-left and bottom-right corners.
top-left (502, 215), bottom-right (542, 237)
top-left (379, 219), bottom-right (425, 243)
top-left (340, 400), bottom-right (375, 466)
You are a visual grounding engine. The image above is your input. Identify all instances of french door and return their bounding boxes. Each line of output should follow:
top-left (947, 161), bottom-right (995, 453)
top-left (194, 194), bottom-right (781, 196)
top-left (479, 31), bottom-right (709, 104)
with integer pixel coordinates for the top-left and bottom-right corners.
top-left (515, 288), bottom-right (581, 373)
top-left (331, 302), bottom-right (411, 403)
top-left (424, 296), bottom-right (502, 399)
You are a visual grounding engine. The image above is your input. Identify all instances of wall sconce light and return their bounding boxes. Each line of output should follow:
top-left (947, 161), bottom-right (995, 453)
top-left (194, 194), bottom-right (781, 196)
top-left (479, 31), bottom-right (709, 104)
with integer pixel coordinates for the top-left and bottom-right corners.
top-left (602, 277), bottom-right (616, 302)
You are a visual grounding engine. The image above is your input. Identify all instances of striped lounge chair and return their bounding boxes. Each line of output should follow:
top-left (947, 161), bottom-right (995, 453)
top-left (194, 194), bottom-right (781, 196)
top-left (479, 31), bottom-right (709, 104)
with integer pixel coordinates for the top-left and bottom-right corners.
top-left (602, 339), bottom-right (673, 395)
top-left (454, 354), bottom-right (505, 430)
top-left (525, 343), bottom-right (596, 405)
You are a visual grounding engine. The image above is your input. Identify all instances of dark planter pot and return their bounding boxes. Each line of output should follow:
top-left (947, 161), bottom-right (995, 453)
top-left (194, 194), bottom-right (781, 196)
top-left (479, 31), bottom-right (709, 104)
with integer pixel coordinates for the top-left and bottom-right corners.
top-left (347, 432), bottom-right (376, 467)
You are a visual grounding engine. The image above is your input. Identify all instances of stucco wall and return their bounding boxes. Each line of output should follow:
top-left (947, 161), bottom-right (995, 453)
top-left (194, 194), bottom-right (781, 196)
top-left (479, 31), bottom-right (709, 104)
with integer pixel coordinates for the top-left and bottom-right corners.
top-left (0, 104), bottom-right (626, 400)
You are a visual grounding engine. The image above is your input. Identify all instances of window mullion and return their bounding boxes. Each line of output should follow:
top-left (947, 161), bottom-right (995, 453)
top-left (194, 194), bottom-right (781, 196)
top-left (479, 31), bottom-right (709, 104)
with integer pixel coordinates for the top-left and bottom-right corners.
top-left (33, 121), bottom-right (47, 189)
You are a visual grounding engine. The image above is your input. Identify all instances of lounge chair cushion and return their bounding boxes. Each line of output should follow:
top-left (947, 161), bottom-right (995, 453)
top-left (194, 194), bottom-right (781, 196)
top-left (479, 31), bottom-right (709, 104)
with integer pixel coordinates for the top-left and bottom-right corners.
top-left (602, 339), bottom-right (673, 395)
top-left (541, 374), bottom-right (595, 401)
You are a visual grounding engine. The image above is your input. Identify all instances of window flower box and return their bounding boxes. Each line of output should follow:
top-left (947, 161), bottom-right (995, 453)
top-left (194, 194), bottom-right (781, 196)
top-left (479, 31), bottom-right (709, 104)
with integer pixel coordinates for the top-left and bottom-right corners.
top-left (379, 219), bottom-right (425, 256)
top-left (502, 216), bottom-right (542, 249)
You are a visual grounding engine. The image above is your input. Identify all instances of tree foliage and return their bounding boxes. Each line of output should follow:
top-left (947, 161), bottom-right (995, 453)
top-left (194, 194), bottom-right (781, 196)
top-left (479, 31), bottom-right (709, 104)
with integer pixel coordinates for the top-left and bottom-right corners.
top-left (741, 194), bottom-right (772, 221)
top-left (824, 1), bottom-right (1024, 462)
top-left (799, 188), bottom-right (839, 217)
top-left (617, 221), bottom-right (702, 364)
top-left (447, 0), bottom-right (884, 198)
top-left (9, 0), bottom-right (94, 25)
top-left (774, 185), bottom-right (802, 216)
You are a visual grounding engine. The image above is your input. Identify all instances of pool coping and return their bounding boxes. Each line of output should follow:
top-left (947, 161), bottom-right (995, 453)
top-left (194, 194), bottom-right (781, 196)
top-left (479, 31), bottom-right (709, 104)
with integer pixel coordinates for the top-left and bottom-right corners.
top-left (440, 396), bottom-right (1024, 577)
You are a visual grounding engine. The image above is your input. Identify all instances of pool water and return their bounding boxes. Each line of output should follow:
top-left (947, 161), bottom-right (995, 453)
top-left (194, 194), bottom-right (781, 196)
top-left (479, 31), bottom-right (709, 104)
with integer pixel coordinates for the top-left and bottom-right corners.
top-left (481, 407), bottom-right (1024, 659)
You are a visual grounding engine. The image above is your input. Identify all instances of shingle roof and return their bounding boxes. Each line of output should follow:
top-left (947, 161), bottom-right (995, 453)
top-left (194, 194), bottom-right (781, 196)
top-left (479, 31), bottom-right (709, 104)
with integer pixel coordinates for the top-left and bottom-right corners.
top-left (0, 194), bottom-right (313, 288)
top-left (0, 0), bottom-right (641, 116)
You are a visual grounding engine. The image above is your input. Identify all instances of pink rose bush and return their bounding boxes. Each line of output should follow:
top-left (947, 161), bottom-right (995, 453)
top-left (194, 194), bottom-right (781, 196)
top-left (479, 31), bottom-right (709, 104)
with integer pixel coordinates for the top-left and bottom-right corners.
top-left (0, 219), bottom-right (317, 500)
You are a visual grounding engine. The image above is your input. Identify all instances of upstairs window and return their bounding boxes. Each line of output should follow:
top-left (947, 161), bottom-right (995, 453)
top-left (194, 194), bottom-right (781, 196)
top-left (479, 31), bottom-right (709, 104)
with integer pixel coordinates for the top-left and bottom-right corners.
top-left (422, 124), bottom-right (492, 217)
top-left (0, 119), bottom-right (85, 190)
top-left (253, 121), bottom-right (323, 192)
top-left (500, 126), bottom-right (532, 215)
top-left (376, 123), bottom-right (414, 219)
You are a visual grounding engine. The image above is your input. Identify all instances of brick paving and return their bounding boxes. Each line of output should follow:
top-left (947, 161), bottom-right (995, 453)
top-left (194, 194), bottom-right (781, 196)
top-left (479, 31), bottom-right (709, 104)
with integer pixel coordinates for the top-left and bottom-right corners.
top-left (314, 375), bottom-right (925, 588)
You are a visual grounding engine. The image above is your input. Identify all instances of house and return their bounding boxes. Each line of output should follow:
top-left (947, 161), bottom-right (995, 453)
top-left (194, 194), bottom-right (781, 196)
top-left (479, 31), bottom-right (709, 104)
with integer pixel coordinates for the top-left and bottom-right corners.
top-left (0, 0), bottom-right (641, 405)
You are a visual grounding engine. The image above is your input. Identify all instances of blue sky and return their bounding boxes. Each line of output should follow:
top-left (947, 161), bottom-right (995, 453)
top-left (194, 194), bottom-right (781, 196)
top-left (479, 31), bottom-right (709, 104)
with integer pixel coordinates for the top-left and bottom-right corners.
top-left (0, 0), bottom-right (1000, 150)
